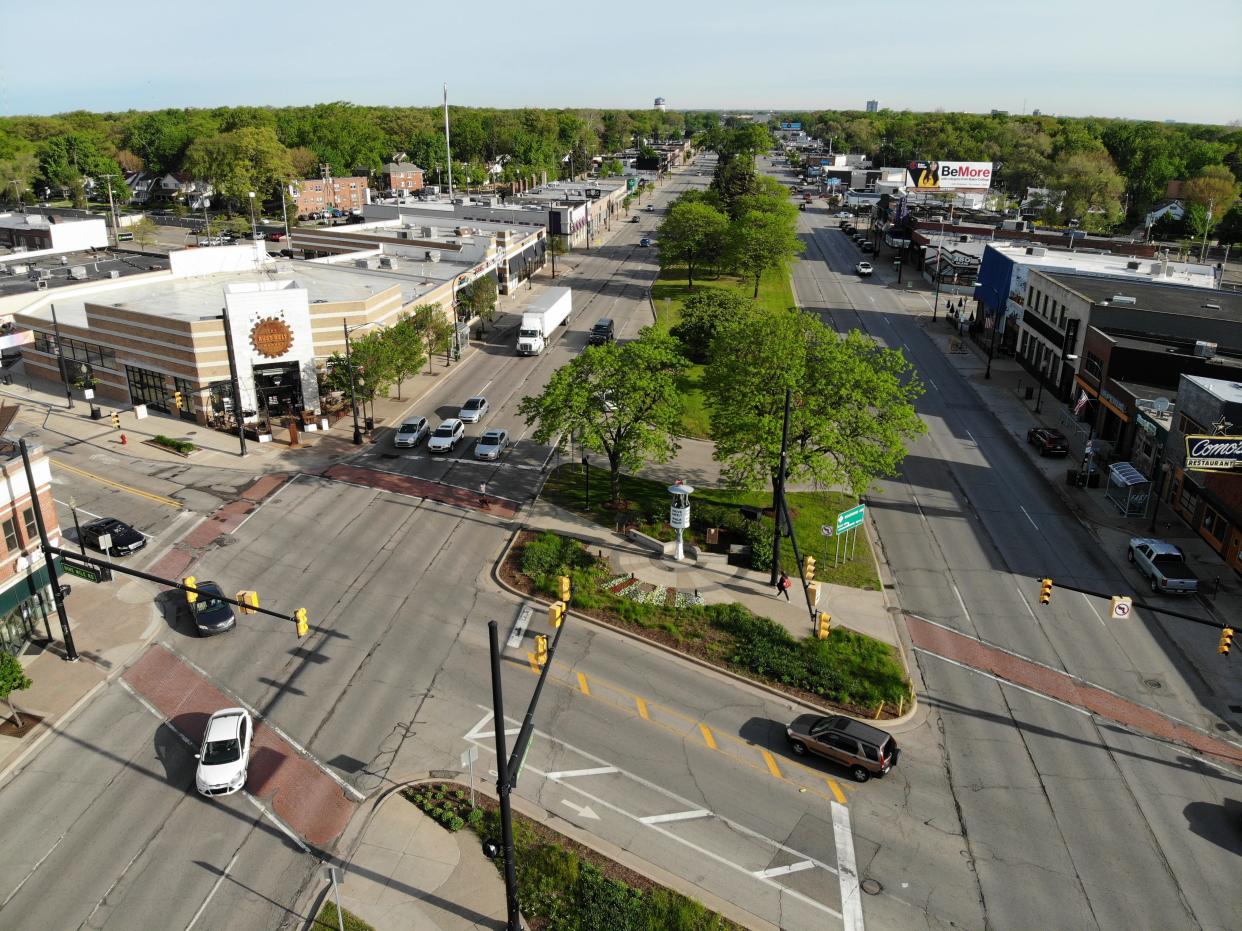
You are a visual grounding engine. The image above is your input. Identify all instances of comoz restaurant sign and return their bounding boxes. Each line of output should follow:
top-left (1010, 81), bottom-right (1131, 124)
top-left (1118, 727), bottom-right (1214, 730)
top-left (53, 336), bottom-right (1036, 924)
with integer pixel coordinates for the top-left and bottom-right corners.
top-left (1184, 434), bottom-right (1242, 471)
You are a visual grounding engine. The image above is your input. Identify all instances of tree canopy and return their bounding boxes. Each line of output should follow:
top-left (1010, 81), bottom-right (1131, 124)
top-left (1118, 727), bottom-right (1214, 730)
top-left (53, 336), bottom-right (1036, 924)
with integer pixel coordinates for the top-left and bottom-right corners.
top-left (656, 201), bottom-right (730, 288)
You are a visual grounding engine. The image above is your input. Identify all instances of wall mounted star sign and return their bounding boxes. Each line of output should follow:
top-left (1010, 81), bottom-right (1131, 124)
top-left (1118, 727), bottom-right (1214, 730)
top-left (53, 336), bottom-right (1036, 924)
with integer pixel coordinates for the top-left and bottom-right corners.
top-left (1211, 416), bottom-right (1233, 435)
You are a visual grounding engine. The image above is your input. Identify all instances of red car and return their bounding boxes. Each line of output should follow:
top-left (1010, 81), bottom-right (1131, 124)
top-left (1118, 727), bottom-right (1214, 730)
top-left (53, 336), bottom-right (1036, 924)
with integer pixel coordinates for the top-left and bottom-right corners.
top-left (268, 232), bottom-right (286, 241)
top-left (1027, 427), bottom-right (1069, 456)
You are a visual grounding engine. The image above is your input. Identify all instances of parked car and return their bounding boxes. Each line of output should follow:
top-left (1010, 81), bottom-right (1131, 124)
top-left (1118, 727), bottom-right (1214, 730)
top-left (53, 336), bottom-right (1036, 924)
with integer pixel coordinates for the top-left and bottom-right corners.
top-left (645, 204), bottom-right (654, 212)
top-left (81, 517), bottom-right (147, 557)
top-left (639, 238), bottom-right (652, 247)
top-left (835, 211), bottom-right (853, 218)
top-left (473, 429), bottom-right (509, 461)
top-left (458, 396), bottom-right (489, 423)
top-left (861, 242), bottom-right (876, 253)
top-left (195, 707), bottom-right (252, 797)
top-left (786, 714), bottom-right (899, 783)
top-left (630, 216), bottom-right (640, 223)
top-left (393, 416), bottom-right (429, 448)
top-left (856, 261), bottom-right (873, 277)
top-left (187, 580), bottom-right (236, 636)
top-left (1027, 427), bottom-right (1069, 456)
top-left (1127, 538), bottom-right (1199, 594)
top-left (269, 232), bottom-right (286, 241)
top-left (427, 418), bottom-right (465, 453)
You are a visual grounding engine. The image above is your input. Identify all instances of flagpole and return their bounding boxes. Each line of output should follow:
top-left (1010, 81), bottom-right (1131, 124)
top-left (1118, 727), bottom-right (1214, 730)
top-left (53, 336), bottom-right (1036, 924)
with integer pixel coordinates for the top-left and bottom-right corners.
top-left (443, 83), bottom-right (454, 200)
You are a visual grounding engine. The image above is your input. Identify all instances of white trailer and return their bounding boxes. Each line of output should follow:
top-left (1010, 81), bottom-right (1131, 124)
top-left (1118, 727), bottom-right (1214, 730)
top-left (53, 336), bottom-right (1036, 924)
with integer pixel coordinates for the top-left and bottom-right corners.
top-left (516, 287), bottom-right (572, 355)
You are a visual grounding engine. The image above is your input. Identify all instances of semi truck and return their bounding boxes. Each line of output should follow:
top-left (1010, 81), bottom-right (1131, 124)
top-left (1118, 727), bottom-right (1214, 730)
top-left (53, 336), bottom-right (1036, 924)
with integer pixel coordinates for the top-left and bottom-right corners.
top-left (516, 287), bottom-right (572, 355)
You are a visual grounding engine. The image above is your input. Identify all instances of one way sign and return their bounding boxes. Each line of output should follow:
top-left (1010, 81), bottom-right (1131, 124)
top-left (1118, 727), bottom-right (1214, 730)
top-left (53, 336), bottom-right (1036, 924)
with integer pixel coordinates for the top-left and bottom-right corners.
top-left (1109, 596), bottom-right (1133, 619)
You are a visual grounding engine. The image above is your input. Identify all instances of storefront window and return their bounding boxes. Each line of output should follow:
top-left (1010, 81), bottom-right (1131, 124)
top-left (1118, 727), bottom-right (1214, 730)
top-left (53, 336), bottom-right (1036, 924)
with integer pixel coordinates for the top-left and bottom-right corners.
top-left (2, 518), bottom-right (18, 552)
top-left (125, 365), bottom-right (170, 413)
top-left (1201, 507), bottom-right (1226, 542)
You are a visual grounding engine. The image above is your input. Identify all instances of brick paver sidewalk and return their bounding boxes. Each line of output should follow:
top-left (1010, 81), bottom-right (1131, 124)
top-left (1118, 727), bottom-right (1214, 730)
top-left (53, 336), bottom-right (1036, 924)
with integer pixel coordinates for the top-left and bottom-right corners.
top-left (324, 463), bottom-right (520, 519)
top-left (906, 614), bottom-right (1242, 769)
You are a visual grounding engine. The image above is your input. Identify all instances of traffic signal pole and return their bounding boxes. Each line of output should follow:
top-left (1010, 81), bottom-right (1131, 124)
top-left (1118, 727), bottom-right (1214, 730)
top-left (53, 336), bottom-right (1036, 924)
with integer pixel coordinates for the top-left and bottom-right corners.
top-left (1033, 576), bottom-right (1227, 631)
top-left (769, 387), bottom-right (792, 588)
top-left (19, 439), bottom-right (77, 661)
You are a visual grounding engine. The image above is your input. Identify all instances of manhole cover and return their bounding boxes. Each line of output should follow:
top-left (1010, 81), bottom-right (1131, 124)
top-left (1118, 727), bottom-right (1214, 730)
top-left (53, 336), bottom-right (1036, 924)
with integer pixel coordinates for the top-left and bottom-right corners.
top-left (1143, 678), bottom-right (1162, 690)
top-left (214, 534), bottom-right (237, 547)
top-left (860, 878), bottom-right (883, 896)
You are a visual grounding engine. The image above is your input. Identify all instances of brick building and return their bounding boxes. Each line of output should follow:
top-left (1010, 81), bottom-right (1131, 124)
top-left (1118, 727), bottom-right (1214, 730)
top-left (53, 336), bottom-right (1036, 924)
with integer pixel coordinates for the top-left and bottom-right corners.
top-left (294, 176), bottom-right (369, 218)
top-left (381, 162), bottom-right (425, 194)
top-left (0, 438), bottom-right (63, 656)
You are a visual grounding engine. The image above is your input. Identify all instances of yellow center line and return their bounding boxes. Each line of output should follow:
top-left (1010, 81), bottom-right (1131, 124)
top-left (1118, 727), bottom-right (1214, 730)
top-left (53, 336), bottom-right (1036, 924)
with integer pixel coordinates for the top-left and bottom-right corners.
top-left (698, 723), bottom-right (718, 751)
top-left (576, 672), bottom-right (590, 696)
top-left (826, 779), bottom-right (846, 804)
top-left (635, 696), bottom-right (650, 720)
top-left (52, 459), bottom-right (183, 509)
top-left (761, 750), bottom-right (783, 779)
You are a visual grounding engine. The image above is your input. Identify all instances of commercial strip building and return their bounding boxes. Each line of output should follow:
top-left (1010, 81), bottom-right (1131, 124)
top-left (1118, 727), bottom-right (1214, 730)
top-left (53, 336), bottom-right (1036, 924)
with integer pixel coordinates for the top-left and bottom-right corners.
top-left (0, 213), bottom-right (108, 256)
top-left (4, 229), bottom-right (542, 435)
top-left (0, 438), bottom-right (63, 657)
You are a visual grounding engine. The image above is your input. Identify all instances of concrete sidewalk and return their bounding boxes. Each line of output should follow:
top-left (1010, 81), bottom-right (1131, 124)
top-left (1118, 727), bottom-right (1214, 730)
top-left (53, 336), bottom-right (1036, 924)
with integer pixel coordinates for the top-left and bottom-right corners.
top-left (0, 576), bottom-right (164, 777)
top-left (334, 787), bottom-right (506, 931)
top-left (523, 498), bottom-right (902, 649)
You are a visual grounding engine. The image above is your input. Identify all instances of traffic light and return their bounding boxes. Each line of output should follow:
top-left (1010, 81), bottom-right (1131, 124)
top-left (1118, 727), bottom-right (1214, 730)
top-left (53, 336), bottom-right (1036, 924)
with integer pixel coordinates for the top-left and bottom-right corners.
top-left (173, 391), bottom-right (183, 410)
top-left (815, 612), bottom-right (832, 639)
top-left (535, 633), bottom-right (549, 666)
top-left (237, 591), bottom-right (259, 615)
top-left (184, 576), bottom-right (197, 604)
top-left (294, 608), bottom-right (309, 637)
top-left (1039, 578), bottom-right (1053, 605)
top-left (110, 411), bottom-right (120, 429)
top-left (803, 555), bottom-right (816, 582)
top-left (1220, 627), bottom-right (1234, 656)
top-left (547, 601), bottom-right (565, 628)
top-left (558, 575), bottom-right (572, 603)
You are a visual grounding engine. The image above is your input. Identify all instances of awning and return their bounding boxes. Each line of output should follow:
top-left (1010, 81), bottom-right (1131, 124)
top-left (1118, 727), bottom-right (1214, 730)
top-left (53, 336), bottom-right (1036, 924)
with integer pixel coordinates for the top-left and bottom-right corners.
top-left (1109, 462), bottom-right (1147, 486)
top-left (1106, 462), bottom-right (1151, 517)
top-left (0, 559), bottom-right (60, 618)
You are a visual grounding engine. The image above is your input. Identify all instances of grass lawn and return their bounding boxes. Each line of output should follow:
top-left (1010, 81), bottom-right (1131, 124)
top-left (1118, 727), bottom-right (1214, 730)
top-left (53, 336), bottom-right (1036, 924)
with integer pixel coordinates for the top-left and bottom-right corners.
top-left (311, 902), bottom-right (373, 931)
top-left (542, 464), bottom-right (879, 591)
top-left (651, 266), bottom-right (796, 438)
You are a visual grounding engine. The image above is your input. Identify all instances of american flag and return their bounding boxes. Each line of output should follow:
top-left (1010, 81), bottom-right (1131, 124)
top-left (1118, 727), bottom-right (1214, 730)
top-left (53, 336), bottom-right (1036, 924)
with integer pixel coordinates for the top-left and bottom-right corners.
top-left (1073, 390), bottom-right (1089, 416)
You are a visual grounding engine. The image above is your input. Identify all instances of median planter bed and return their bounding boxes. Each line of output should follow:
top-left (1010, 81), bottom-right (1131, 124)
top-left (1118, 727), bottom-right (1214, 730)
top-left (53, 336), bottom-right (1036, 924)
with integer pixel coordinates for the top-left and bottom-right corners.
top-left (503, 530), bottom-right (910, 718)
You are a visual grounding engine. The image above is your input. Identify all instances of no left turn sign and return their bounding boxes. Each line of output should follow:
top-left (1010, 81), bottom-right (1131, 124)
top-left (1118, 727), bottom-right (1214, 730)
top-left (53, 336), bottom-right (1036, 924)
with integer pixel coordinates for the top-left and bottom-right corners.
top-left (1110, 595), bottom-right (1133, 619)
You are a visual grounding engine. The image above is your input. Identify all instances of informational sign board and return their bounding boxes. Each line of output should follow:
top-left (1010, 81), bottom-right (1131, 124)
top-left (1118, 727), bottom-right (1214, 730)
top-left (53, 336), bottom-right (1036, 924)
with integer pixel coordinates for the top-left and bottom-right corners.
top-left (669, 505), bottom-right (690, 530)
top-left (61, 557), bottom-right (111, 584)
top-left (836, 504), bottom-right (865, 534)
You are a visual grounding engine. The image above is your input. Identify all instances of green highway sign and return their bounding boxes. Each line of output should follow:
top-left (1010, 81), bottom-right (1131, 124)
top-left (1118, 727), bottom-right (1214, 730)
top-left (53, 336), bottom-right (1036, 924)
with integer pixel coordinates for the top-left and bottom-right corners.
top-left (835, 504), bottom-right (866, 534)
top-left (61, 558), bottom-right (111, 584)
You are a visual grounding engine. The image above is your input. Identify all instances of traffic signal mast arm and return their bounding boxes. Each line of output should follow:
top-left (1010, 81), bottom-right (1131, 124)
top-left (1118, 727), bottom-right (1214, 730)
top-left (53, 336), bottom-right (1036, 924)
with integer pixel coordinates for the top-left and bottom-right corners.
top-left (1032, 576), bottom-right (1227, 631)
top-left (47, 544), bottom-right (306, 630)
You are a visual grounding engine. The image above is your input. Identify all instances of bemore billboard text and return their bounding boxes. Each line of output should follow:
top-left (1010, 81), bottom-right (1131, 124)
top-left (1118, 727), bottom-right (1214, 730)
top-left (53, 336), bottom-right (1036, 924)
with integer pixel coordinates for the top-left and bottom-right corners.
top-left (906, 161), bottom-right (993, 191)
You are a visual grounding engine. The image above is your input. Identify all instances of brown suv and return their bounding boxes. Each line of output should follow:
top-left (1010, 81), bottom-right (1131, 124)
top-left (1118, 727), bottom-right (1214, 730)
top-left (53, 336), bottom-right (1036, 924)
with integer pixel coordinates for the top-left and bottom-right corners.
top-left (785, 714), bottom-right (899, 782)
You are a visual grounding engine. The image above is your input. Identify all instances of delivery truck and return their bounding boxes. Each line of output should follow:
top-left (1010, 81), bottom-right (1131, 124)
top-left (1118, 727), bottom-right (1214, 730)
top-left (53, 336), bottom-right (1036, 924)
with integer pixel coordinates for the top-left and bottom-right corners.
top-left (516, 287), bottom-right (572, 355)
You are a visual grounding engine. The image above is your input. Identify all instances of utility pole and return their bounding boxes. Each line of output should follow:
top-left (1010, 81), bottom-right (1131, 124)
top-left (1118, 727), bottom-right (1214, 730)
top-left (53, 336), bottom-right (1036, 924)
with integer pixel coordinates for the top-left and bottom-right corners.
top-left (1199, 198), bottom-right (1214, 262)
top-left (49, 304), bottom-right (74, 409)
top-left (344, 319), bottom-right (363, 445)
top-left (18, 440), bottom-right (77, 661)
top-left (105, 177), bottom-right (119, 248)
top-left (219, 306), bottom-right (247, 457)
top-left (769, 387), bottom-right (792, 587)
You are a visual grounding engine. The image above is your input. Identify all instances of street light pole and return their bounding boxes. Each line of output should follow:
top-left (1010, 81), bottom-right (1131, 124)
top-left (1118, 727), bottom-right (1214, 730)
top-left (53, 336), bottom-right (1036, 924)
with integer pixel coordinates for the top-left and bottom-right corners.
top-left (1034, 355), bottom-right (1049, 413)
top-left (488, 621), bottom-right (522, 931)
top-left (18, 439), bottom-right (77, 662)
top-left (344, 319), bottom-right (363, 445)
top-left (984, 284), bottom-right (1002, 380)
top-left (219, 306), bottom-right (247, 457)
top-left (49, 303), bottom-right (74, 409)
top-left (247, 191), bottom-right (258, 242)
top-left (769, 387), bottom-right (792, 588)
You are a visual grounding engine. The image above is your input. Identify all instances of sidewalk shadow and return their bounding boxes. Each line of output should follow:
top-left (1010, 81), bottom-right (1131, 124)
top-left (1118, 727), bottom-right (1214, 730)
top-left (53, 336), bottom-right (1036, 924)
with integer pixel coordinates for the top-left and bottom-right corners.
top-left (1183, 798), bottom-right (1242, 854)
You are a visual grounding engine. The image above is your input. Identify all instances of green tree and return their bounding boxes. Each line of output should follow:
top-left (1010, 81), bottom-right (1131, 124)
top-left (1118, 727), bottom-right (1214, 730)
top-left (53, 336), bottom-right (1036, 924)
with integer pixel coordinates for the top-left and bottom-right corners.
top-left (130, 217), bottom-right (157, 249)
top-left (669, 289), bottom-right (754, 364)
top-left (727, 207), bottom-right (804, 297)
top-left (0, 151), bottom-right (39, 205)
top-left (414, 305), bottom-right (454, 373)
top-left (704, 306), bottom-right (925, 494)
top-left (518, 328), bottom-right (687, 504)
top-left (1213, 204), bottom-right (1242, 246)
top-left (37, 132), bottom-right (129, 203)
top-left (1182, 165), bottom-right (1240, 241)
top-left (459, 276), bottom-right (499, 333)
top-left (183, 126), bottom-right (295, 213)
top-left (656, 200), bottom-right (730, 288)
top-left (0, 652), bottom-right (32, 728)
top-left (1048, 149), bottom-right (1126, 231)
top-left (382, 314), bottom-right (428, 401)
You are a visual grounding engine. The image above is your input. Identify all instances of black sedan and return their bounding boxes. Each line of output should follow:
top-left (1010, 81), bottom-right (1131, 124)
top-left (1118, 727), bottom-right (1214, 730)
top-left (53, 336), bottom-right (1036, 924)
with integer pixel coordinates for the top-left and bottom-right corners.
top-left (1027, 427), bottom-right (1070, 456)
top-left (81, 517), bottom-right (147, 556)
top-left (187, 581), bottom-right (237, 636)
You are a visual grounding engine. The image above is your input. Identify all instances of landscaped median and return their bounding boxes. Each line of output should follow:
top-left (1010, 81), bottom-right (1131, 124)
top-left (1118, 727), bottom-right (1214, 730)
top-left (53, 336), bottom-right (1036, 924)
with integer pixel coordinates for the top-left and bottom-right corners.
top-left (502, 529), bottom-right (911, 718)
top-left (405, 781), bottom-right (739, 931)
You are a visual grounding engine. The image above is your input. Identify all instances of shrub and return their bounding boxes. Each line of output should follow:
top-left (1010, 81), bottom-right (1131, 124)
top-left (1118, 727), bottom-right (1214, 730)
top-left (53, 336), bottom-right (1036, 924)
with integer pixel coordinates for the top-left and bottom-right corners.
top-left (152, 434), bottom-right (195, 454)
top-left (743, 517), bottom-right (774, 572)
top-left (521, 531), bottom-right (592, 583)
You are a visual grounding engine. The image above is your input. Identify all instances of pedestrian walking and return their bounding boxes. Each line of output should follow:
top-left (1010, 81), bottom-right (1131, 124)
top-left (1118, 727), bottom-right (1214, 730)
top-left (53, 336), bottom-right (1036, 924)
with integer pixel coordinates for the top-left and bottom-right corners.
top-left (776, 571), bottom-right (792, 600)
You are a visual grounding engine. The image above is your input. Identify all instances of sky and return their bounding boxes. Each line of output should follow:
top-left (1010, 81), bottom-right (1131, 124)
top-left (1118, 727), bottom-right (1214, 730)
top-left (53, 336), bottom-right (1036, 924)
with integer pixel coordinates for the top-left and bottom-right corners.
top-left (2, 0), bottom-right (1239, 124)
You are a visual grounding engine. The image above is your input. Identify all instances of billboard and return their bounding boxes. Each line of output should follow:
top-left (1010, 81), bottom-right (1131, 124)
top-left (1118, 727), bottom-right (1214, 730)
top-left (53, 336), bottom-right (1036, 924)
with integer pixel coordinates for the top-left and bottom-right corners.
top-left (779, 122), bottom-right (802, 131)
top-left (906, 161), bottom-right (993, 191)
top-left (1184, 435), bottom-right (1242, 471)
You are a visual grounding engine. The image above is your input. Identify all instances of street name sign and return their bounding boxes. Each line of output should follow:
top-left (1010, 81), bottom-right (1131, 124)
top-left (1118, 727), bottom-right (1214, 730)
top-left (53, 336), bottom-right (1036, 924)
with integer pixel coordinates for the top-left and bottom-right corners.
top-left (836, 504), bottom-right (866, 534)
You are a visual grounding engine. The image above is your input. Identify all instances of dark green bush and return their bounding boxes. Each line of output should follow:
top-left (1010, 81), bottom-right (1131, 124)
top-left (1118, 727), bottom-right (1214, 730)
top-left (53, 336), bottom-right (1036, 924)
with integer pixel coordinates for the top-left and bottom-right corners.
top-left (152, 434), bottom-right (196, 454)
top-left (743, 517), bottom-right (774, 572)
top-left (522, 531), bottom-right (594, 584)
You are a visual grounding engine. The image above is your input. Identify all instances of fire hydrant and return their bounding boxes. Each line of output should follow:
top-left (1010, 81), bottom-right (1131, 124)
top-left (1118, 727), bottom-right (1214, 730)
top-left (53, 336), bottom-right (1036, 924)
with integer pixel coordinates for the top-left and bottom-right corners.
top-left (120, 433), bottom-right (128, 445)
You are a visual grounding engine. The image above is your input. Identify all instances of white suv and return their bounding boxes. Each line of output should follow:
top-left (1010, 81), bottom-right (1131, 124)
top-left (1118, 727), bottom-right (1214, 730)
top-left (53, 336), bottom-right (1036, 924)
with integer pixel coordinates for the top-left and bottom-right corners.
top-left (856, 261), bottom-right (873, 277)
top-left (427, 418), bottom-right (465, 453)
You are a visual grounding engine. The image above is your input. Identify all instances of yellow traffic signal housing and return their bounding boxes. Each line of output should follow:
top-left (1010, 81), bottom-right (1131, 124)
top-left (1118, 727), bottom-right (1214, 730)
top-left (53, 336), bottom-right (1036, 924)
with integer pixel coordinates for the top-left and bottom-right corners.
top-left (184, 576), bottom-right (198, 604)
top-left (803, 555), bottom-right (816, 581)
top-left (1039, 578), bottom-right (1053, 605)
top-left (110, 411), bottom-right (120, 429)
top-left (815, 612), bottom-right (832, 639)
top-left (237, 591), bottom-right (259, 615)
top-left (535, 634), bottom-right (549, 666)
top-left (1220, 627), bottom-right (1234, 656)
top-left (173, 391), bottom-right (183, 410)
top-left (294, 608), bottom-right (309, 637)
top-left (558, 575), bottom-right (572, 602)
top-left (548, 601), bottom-right (565, 628)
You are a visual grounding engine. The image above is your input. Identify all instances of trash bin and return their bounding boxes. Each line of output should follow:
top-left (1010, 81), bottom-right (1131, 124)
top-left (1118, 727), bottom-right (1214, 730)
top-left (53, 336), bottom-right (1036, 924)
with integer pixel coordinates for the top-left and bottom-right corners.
top-left (364, 416), bottom-right (374, 433)
top-left (1086, 471), bottom-right (1101, 489)
top-left (1066, 469), bottom-right (1081, 486)
top-left (90, 404), bottom-right (102, 420)
top-left (740, 506), bottom-right (761, 522)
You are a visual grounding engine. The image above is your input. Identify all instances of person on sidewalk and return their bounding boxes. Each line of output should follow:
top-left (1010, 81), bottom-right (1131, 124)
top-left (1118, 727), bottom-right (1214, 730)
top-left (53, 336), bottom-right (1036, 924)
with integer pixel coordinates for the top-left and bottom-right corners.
top-left (776, 571), bottom-right (792, 600)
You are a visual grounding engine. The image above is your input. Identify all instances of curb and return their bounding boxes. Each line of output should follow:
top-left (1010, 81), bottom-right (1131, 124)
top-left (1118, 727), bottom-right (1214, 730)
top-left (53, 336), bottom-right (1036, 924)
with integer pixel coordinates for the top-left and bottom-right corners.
top-left (494, 523), bottom-right (920, 728)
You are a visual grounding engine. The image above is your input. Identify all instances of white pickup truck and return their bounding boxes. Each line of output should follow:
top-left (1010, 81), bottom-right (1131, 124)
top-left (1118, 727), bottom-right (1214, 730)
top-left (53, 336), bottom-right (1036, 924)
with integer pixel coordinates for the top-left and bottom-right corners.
top-left (1127, 537), bottom-right (1198, 595)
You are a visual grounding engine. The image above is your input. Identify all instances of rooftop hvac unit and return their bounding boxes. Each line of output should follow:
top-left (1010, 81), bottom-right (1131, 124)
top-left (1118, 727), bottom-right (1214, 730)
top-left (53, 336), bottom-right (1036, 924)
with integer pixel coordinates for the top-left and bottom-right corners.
top-left (425, 250), bottom-right (441, 263)
top-left (1126, 260), bottom-right (1141, 270)
top-left (354, 257), bottom-right (378, 269)
top-left (69, 266), bottom-right (88, 280)
top-left (35, 279), bottom-right (47, 290)
top-left (421, 226), bottom-right (437, 238)
top-left (1194, 340), bottom-right (1217, 358)
top-left (107, 270), bottom-right (120, 279)
top-left (1025, 246), bottom-right (1046, 256)
top-left (1110, 295), bottom-right (1137, 305)
top-left (8, 264), bottom-right (28, 276)
top-left (378, 256), bottom-right (397, 270)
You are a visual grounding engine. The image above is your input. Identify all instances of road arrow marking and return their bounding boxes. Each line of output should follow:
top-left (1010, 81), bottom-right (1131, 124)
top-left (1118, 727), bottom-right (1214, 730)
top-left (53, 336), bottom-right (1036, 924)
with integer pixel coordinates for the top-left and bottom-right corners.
top-left (561, 799), bottom-right (600, 820)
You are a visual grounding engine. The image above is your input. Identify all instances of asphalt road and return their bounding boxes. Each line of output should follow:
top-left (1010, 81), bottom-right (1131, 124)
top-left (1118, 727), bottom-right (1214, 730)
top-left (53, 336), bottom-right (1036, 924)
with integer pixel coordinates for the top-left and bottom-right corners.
top-left (773, 156), bottom-right (1242, 929)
